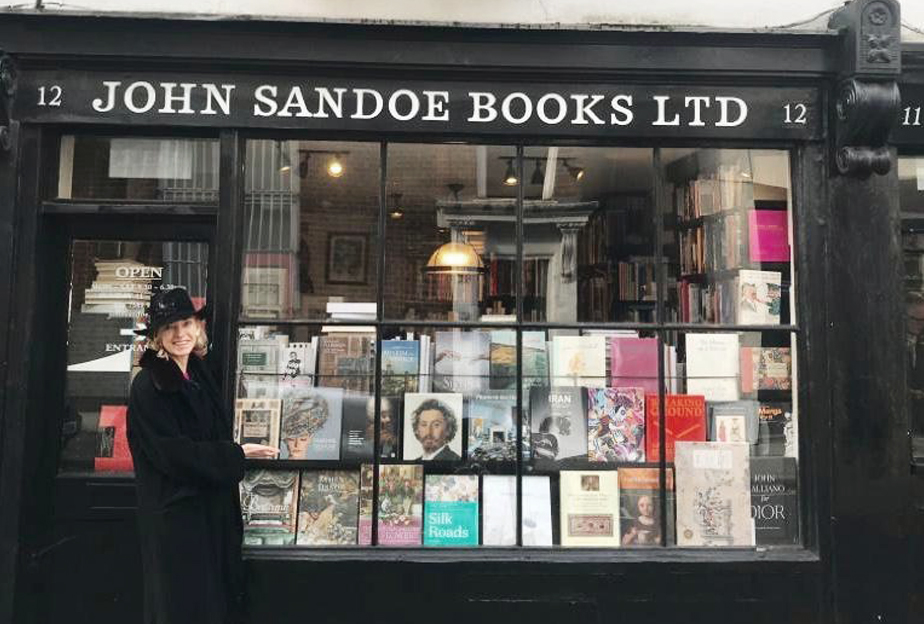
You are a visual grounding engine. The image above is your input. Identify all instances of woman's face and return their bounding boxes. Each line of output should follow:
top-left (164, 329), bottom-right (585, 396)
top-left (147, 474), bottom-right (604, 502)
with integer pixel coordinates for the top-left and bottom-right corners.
top-left (158, 317), bottom-right (200, 360)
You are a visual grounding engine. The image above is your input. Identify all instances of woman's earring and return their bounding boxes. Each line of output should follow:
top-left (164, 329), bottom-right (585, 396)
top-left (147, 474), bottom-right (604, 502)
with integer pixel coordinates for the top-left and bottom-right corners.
top-left (157, 347), bottom-right (168, 359)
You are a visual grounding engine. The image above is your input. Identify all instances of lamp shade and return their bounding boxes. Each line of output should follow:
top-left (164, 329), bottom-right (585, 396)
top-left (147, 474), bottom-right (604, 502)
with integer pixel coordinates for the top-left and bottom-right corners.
top-left (424, 241), bottom-right (485, 275)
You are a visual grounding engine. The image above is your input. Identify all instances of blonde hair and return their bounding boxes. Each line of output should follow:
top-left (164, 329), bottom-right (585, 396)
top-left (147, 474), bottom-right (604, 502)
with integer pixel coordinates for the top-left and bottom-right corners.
top-left (147, 318), bottom-right (209, 359)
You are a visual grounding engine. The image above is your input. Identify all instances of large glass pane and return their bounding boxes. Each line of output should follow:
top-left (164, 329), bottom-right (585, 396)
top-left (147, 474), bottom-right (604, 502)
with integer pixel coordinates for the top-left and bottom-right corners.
top-left (383, 144), bottom-right (517, 322)
top-left (522, 147), bottom-right (655, 323)
top-left (899, 157), bottom-right (924, 463)
top-left (661, 149), bottom-right (794, 326)
top-left (241, 140), bottom-right (379, 320)
top-left (57, 136), bottom-right (219, 202)
top-left (60, 240), bottom-right (209, 475)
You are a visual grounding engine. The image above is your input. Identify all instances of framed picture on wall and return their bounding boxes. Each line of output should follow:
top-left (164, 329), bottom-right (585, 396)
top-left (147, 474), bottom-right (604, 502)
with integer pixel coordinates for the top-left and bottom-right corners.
top-left (326, 233), bottom-right (368, 285)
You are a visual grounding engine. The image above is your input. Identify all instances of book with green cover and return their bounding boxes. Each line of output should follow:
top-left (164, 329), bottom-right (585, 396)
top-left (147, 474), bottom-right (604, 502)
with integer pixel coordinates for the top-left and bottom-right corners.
top-left (424, 474), bottom-right (479, 547)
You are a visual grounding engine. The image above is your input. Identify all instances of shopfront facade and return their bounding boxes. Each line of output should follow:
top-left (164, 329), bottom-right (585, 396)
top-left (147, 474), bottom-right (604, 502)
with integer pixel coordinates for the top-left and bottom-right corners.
top-left (0, 2), bottom-right (919, 623)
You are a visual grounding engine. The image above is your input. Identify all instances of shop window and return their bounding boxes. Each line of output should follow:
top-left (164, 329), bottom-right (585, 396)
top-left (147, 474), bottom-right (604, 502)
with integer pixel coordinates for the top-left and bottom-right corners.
top-left (234, 145), bottom-right (800, 550)
top-left (57, 136), bottom-right (219, 202)
top-left (899, 157), bottom-right (924, 464)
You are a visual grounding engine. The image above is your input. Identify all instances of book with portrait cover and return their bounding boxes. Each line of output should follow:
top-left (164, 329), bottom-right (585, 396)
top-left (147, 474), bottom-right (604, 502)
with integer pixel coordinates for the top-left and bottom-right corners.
top-left (736, 269), bottom-right (782, 325)
top-left (467, 393), bottom-right (517, 462)
top-left (645, 394), bottom-right (707, 462)
top-left (550, 335), bottom-right (606, 387)
top-left (402, 392), bottom-right (464, 461)
top-left (377, 464), bottom-right (424, 546)
top-left (432, 330), bottom-right (491, 395)
top-left (240, 469), bottom-right (300, 546)
top-left (559, 470), bottom-right (621, 547)
top-left (750, 456), bottom-right (799, 545)
top-left (234, 398), bottom-right (281, 447)
top-left (619, 467), bottom-right (675, 547)
top-left (610, 337), bottom-right (659, 394)
top-left (381, 340), bottom-right (420, 396)
top-left (482, 475), bottom-right (553, 546)
top-left (489, 330), bottom-right (517, 390)
top-left (296, 469), bottom-right (360, 546)
top-left (358, 464), bottom-right (374, 546)
top-left (317, 333), bottom-right (375, 393)
top-left (278, 386), bottom-right (342, 460)
top-left (740, 347), bottom-right (792, 395)
top-left (529, 386), bottom-right (588, 466)
top-left (423, 474), bottom-right (479, 547)
top-left (587, 387), bottom-right (646, 463)
top-left (95, 405), bottom-right (133, 472)
top-left (675, 441), bottom-right (754, 547)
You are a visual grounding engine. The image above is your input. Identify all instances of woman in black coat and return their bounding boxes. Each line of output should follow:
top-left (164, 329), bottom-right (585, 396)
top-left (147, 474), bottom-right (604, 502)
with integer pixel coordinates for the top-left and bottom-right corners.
top-left (127, 288), bottom-right (277, 624)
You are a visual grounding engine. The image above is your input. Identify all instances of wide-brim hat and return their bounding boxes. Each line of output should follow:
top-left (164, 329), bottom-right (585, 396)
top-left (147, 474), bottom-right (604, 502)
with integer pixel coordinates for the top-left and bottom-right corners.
top-left (134, 287), bottom-right (210, 337)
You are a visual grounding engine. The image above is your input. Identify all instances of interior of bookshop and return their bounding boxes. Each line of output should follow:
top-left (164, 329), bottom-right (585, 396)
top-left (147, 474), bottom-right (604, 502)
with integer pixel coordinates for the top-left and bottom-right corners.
top-left (59, 137), bottom-right (799, 550)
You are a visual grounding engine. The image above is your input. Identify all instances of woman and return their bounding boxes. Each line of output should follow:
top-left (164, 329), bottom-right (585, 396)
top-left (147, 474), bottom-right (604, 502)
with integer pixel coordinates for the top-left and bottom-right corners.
top-left (127, 287), bottom-right (277, 624)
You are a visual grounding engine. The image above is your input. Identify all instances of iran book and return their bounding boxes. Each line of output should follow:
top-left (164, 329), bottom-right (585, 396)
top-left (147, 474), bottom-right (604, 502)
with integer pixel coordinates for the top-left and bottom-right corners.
top-left (317, 332), bottom-right (375, 393)
top-left (234, 398), bottom-right (281, 447)
top-left (467, 393), bottom-right (517, 462)
top-left (610, 337), bottom-right (659, 394)
top-left (675, 441), bottom-right (754, 547)
top-left (489, 330), bottom-right (517, 390)
top-left (740, 347), bottom-right (792, 395)
top-left (685, 332), bottom-right (740, 402)
top-left (736, 269), bottom-right (782, 325)
top-left (750, 457), bottom-right (800, 546)
top-left (339, 392), bottom-right (374, 461)
top-left (550, 335), bottom-right (606, 387)
top-left (296, 469), bottom-right (360, 546)
top-left (587, 387), bottom-right (646, 463)
top-left (423, 474), bottom-right (479, 547)
top-left (240, 469), bottom-right (300, 546)
top-left (529, 386), bottom-right (588, 466)
top-left (278, 386), bottom-right (343, 460)
top-left (402, 392), bottom-right (464, 461)
top-left (618, 467), bottom-right (675, 547)
top-left (377, 464), bottom-right (424, 546)
top-left (95, 405), bottom-right (133, 472)
top-left (482, 475), bottom-right (553, 546)
top-left (432, 330), bottom-right (491, 395)
top-left (358, 464), bottom-right (374, 546)
top-left (559, 470), bottom-right (621, 547)
top-left (754, 402), bottom-right (795, 457)
top-left (645, 394), bottom-right (707, 462)
top-left (381, 340), bottom-right (420, 396)
top-left (748, 209), bottom-right (790, 263)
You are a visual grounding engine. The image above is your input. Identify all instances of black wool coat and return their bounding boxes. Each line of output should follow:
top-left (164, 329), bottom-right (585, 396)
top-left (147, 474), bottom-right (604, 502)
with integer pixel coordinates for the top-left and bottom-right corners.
top-left (127, 350), bottom-right (246, 624)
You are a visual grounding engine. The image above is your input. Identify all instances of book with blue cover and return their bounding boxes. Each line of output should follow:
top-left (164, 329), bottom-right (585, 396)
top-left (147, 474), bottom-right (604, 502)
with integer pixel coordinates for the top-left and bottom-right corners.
top-left (424, 474), bottom-right (479, 547)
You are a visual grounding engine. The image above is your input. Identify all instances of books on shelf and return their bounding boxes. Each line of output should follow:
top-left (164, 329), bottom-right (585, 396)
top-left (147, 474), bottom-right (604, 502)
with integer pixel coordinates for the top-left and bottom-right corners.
top-left (482, 475), bottom-right (553, 546)
top-left (241, 469), bottom-right (300, 546)
top-left (423, 474), bottom-right (479, 547)
top-left (295, 470), bottom-right (360, 546)
top-left (559, 470), bottom-right (621, 547)
top-left (466, 393), bottom-right (518, 462)
top-left (740, 346), bottom-right (792, 395)
top-left (619, 467), bottom-right (674, 547)
top-left (587, 387), bottom-right (646, 463)
top-left (381, 340), bottom-right (420, 395)
top-left (754, 402), bottom-right (796, 457)
top-left (377, 464), bottom-right (424, 546)
top-left (610, 336), bottom-right (659, 394)
top-left (737, 269), bottom-right (782, 325)
top-left (278, 386), bottom-right (342, 460)
top-left (748, 209), bottom-right (790, 263)
top-left (432, 330), bottom-right (491, 395)
top-left (234, 398), bottom-right (281, 447)
top-left (339, 392), bottom-right (374, 461)
top-left (529, 386), bottom-right (588, 465)
top-left (708, 400), bottom-right (759, 446)
top-left (550, 335), bottom-right (606, 387)
top-left (238, 338), bottom-right (283, 375)
top-left (685, 332), bottom-right (740, 402)
top-left (278, 339), bottom-right (318, 383)
top-left (488, 330), bottom-right (517, 391)
top-left (317, 333), bottom-right (375, 393)
top-left (750, 456), bottom-right (799, 546)
top-left (675, 441), bottom-right (754, 547)
top-left (401, 392), bottom-right (464, 461)
top-left (358, 464), bottom-right (374, 546)
top-left (645, 394), bottom-right (707, 462)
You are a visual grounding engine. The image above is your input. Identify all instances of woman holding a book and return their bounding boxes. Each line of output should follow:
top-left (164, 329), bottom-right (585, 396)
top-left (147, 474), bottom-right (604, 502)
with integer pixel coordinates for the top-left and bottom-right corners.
top-left (127, 287), bottom-right (277, 624)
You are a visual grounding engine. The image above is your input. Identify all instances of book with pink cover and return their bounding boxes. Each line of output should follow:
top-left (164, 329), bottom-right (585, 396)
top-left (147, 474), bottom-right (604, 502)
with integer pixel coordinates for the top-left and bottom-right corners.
top-left (748, 210), bottom-right (790, 263)
top-left (610, 337), bottom-right (659, 394)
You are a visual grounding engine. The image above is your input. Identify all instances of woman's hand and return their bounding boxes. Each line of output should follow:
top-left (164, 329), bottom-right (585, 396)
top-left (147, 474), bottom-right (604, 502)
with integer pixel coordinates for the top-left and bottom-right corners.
top-left (241, 443), bottom-right (279, 459)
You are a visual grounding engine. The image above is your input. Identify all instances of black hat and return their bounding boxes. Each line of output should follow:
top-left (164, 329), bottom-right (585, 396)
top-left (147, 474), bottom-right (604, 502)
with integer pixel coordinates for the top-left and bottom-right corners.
top-left (134, 287), bottom-right (208, 337)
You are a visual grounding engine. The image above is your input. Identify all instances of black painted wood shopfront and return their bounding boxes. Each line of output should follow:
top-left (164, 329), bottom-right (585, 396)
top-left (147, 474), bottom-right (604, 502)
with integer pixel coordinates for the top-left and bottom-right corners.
top-left (0, 2), bottom-right (918, 623)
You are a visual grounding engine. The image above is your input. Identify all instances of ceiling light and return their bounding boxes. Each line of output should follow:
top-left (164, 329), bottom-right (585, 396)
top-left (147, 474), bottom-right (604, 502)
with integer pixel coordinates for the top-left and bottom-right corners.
top-left (424, 241), bottom-right (485, 275)
top-left (563, 159), bottom-right (584, 181)
top-left (327, 154), bottom-right (344, 178)
top-left (389, 193), bottom-right (404, 219)
top-left (503, 158), bottom-right (518, 186)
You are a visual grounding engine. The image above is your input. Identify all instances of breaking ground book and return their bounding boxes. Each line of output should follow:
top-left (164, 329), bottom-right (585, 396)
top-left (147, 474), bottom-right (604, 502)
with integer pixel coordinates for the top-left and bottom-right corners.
top-left (482, 475), bottom-right (553, 546)
top-left (619, 467), bottom-right (675, 547)
top-left (559, 470), bottom-right (621, 547)
top-left (587, 387), bottom-right (646, 463)
top-left (750, 456), bottom-right (799, 545)
top-left (645, 394), bottom-right (707, 462)
top-left (675, 441), bottom-right (753, 547)
top-left (278, 386), bottom-right (342, 460)
top-left (432, 330), bottom-right (491, 395)
top-left (296, 470), bottom-right (360, 546)
top-left (423, 474), bottom-right (479, 547)
top-left (240, 470), bottom-right (300, 546)
top-left (529, 386), bottom-right (588, 466)
top-left (234, 398), bottom-right (281, 447)
top-left (377, 464), bottom-right (424, 546)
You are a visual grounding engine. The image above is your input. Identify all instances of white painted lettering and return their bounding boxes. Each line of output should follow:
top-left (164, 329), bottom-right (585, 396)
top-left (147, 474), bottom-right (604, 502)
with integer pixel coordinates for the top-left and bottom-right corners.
top-left (421, 91), bottom-right (450, 121)
top-left (201, 84), bottom-right (235, 116)
top-left (124, 81), bottom-right (157, 114)
top-left (652, 96), bottom-right (680, 126)
top-left (253, 85), bottom-right (279, 117)
top-left (388, 89), bottom-right (421, 121)
top-left (502, 92), bottom-right (532, 125)
top-left (684, 96), bottom-right (711, 127)
top-left (570, 94), bottom-right (605, 125)
top-left (716, 96), bottom-right (748, 127)
top-left (610, 94), bottom-right (634, 126)
top-left (158, 83), bottom-right (196, 115)
top-left (278, 87), bottom-right (312, 118)
top-left (92, 81), bottom-right (120, 113)
top-left (313, 87), bottom-right (346, 119)
top-left (468, 92), bottom-right (498, 123)
top-left (537, 93), bottom-right (568, 125)
top-left (351, 88), bottom-right (384, 120)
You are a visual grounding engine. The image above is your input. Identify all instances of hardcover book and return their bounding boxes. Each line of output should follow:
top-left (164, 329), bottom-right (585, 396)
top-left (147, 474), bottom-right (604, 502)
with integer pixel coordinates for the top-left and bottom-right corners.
top-left (238, 338), bottom-right (282, 375)
top-left (482, 475), bottom-right (553, 546)
top-left (675, 441), bottom-right (754, 547)
top-left (619, 467), bottom-right (675, 547)
top-left (296, 470), bottom-right (360, 546)
top-left (559, 470), bottom-right (621, 547)
top-left (278, 340), bottom-right (316, 382)
top-left (432, 330), bottom-right (491, 395)
top-left (587, 387), bottom-right (646, 463)
top-left (645, 394), bottom-right (707, 462)
top-left (685, 333), bottom-right (740, 402)
top-left (339, 392), bottom-right (375, 461)
top-left (610, 337), bottom-right (659, 394)
top-left (278, 386), bottom-right (342, 460)
top-left (95, 405), bottom-right (133, 472)
top-left (467, 393), bottom-right (517, 462)
top-left (550, 335), bottom-right (606, 387)
top-left (754, 402), bottom-right (795, 457)
top-left (317, 333), bottom-right (375, 393)
top-left (740, 347), bottom-right (792, 395)
top-left (737, 269), bottom-right (782, 325)
top-left (381, 340), bottom-right (420, 396)
top-left (234, 398), bottom-right (281, 448)
top-left (489, 330), bottom-right (517, 390)
top-left (402, 393), bottom-right (464, 461)
top-left (240, 469), bottom-right (300, 546)
top-left (750, 456), bottom-right (800, 546)
top-left (708, 400), bottom-right (759, 445)
top-left (748, 209), bottom-right (790, 263)
top-left (423, 474), bottom-right (479, 547)
top-left (522, 331), bottom-right (550, 392)
top-left (529, 386), bottom-right (588, 466)
top-left (377, 464), bottom-right (424, 546)
top-left (358, 464), bottom-right (374, 546)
